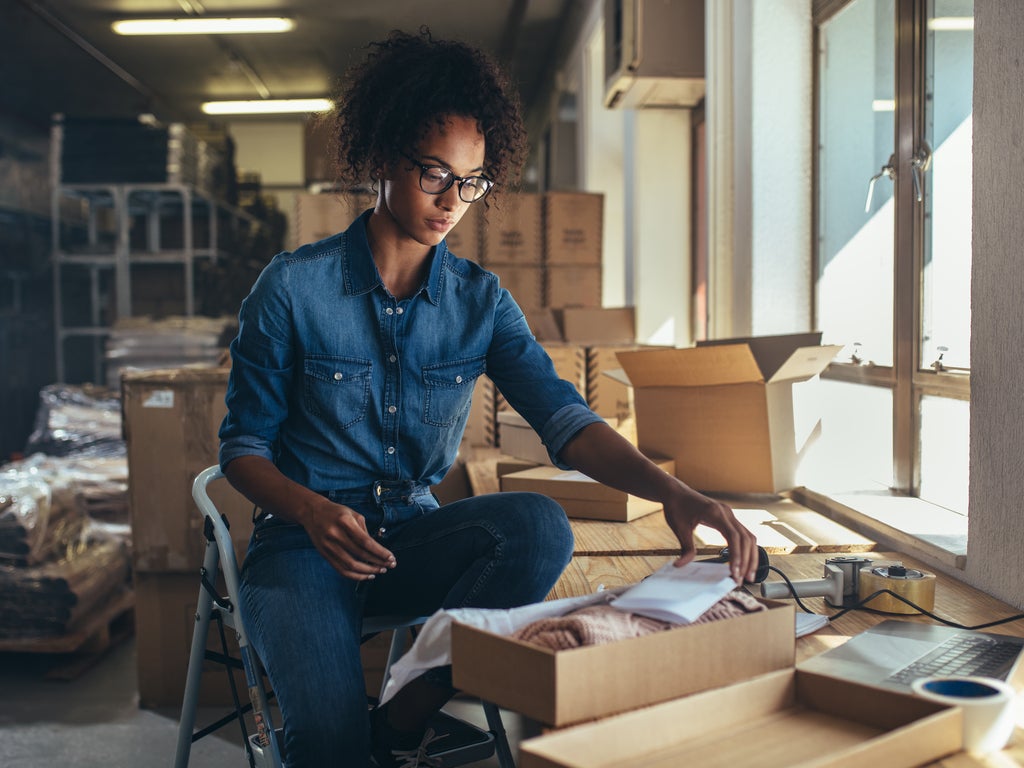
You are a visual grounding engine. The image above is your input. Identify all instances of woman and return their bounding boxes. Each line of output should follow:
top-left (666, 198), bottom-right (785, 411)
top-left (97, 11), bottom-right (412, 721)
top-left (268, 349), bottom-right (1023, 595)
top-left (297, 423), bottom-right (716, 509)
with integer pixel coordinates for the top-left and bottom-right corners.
top-left (219, 27), bottom-right (758, 768)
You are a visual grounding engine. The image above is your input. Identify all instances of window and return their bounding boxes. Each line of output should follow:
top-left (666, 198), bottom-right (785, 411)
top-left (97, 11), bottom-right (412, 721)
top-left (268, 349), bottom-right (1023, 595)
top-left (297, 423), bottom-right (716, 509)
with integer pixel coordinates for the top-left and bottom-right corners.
top-left (811, 0), bottom-right (973, 515)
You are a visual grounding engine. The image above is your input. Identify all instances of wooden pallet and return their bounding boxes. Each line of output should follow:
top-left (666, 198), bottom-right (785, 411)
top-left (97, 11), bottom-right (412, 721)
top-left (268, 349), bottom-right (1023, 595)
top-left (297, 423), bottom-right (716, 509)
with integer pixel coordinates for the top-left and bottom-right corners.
top-left (0, 586), bottom-right (135, 679)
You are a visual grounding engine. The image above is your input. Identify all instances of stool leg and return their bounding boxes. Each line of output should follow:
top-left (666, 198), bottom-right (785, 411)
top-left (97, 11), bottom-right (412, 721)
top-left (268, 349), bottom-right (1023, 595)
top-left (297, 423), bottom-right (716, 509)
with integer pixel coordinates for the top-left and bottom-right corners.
top-left (483, 701), bottom-right (516, 768)
top-left (174, 544), bottom-right (220, 768)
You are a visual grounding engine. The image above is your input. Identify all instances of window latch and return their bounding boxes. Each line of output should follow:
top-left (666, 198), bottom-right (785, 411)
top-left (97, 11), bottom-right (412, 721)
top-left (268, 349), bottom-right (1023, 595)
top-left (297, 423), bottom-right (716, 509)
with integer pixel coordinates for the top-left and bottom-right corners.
top-left (865, 154), bottom-right (896, 212)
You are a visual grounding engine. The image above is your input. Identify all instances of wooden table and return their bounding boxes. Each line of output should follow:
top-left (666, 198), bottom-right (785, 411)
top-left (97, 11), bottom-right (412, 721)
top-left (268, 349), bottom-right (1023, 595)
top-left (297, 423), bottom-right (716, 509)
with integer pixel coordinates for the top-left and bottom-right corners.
top-left (549, 551), bottom-right (1024, 766)
top-left (569, 495), bottom-right (876, 556)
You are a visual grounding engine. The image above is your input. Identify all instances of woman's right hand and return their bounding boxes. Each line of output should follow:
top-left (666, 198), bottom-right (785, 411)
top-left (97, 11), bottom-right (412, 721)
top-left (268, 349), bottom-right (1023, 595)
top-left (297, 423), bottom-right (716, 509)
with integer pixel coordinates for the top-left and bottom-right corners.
top-left (301, 496), bottom-right (397, 580)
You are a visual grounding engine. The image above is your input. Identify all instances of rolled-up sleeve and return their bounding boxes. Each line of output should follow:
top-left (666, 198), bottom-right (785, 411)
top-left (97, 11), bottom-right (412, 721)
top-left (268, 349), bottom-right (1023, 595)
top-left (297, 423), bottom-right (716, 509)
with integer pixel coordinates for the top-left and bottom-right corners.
top-left (540, 402), bottom-right (606, 469)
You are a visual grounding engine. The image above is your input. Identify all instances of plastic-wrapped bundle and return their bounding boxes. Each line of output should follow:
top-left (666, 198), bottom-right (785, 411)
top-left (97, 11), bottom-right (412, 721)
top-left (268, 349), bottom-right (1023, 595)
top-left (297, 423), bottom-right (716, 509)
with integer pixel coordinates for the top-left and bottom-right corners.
top-left (24, 384), bottom-right (124, 458)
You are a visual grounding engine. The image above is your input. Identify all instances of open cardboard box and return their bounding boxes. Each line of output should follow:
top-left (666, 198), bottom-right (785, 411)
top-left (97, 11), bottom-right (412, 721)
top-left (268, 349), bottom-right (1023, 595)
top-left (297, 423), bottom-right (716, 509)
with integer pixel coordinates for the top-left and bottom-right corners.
top-left (518, 668), bottom-right (961, 767)
top-left (611, 332), bottom-right (844, 494)
top-left (499, 458), bottom-right (673, 522)
top-left (451, 597), bottom-right (795, 727)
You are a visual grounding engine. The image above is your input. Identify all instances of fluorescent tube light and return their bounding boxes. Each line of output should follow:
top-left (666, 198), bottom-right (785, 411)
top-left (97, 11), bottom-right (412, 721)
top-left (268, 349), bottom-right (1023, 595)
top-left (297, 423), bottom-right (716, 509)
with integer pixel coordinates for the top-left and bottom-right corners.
top-left (872, 99), bottom-right (896, 112)
top-left (928, 17), bottom-right (974, 32)
top-left (112, 17), bottom-right (295, 35)
top-left (201, 98), bottom-right (333, 115)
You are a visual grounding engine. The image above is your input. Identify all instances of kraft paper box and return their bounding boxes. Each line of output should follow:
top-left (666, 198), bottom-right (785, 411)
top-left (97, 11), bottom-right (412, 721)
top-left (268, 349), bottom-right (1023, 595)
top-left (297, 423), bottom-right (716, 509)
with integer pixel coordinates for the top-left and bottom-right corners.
top-left (500, 459), bottom-right (673, 522)
top-left (552, 307), bottom-right (635, 345)
top-left (612, 332), bottom-right (843, 494)
top-left (122, 367), bottom-right (254, 573)
top-left (518, 668), bottom-right (961, 767)
top-left (451, 597), bottom-right (795, 728)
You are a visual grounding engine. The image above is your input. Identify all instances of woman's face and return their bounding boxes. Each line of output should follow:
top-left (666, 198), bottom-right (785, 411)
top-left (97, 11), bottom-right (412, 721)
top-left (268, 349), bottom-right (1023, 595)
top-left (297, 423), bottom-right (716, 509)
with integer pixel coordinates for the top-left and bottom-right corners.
top-left (380, 114), bottom-right (486, 249)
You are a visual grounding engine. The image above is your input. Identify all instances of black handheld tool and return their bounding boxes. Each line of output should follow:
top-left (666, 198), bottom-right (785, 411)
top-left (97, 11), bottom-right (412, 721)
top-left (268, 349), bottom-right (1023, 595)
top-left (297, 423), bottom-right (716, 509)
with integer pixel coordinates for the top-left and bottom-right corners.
top-left (701, 545), bottom-right (771, 584)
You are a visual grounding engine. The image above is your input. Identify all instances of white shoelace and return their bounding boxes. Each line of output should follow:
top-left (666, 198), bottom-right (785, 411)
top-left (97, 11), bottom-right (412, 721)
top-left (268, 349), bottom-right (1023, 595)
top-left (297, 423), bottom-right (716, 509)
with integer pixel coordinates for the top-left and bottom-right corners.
top-left (388, 727), bottom-right (445, 768)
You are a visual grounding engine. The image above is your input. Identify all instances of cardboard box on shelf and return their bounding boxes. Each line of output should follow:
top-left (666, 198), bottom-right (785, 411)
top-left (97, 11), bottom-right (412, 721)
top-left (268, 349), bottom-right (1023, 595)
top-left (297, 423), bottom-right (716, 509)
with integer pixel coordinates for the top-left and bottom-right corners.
top-left (499, 459), bottom-right (672, 522)
top-left (487, 263), bottom-right (545, 309)
top-left (518, 668), bottom-right (960, 768)
top-left (553, 307), bottom-right (635, 345)
top-left (483, 192), bottom-right (543, 265)
top-left (612, 333), bottom-right (843, 494)
top-left (451, 597), bottom-right (795, 728)
top-left (444, 201), bottom-right (483, 262)
top-left (122, 367), bottom-right (254, 573)
top-left (293, 191), bottom-right (375, 249)
top-left (546, 264), bottom-right (602, 308)
top-left (496, 411), bottom-right (552, 466)
top-left (544, 191), bottom-right (603, 266)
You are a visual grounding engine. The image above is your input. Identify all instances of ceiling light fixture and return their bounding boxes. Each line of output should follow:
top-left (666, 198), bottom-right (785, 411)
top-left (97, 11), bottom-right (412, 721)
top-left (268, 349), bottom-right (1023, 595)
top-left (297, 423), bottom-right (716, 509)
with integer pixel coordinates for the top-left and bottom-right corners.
top-left (928, 17), bottom-right (974, 31)
top-left (112, 17), bottom-right (295, 35)
top-left (201, 98), bottom-right (333, 115)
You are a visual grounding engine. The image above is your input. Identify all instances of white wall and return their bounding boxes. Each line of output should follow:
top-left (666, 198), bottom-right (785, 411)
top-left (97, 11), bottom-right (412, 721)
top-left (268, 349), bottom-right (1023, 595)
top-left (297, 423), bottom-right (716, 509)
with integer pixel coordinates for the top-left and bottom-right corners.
top-left (967, 0), bottom-right (1024, 607)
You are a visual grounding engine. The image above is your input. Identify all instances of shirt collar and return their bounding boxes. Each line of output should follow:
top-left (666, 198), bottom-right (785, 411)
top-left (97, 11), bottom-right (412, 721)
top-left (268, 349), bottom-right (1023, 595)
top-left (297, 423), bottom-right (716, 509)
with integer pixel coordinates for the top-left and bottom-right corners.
top-left (341, 209), bottom-right (446, 305)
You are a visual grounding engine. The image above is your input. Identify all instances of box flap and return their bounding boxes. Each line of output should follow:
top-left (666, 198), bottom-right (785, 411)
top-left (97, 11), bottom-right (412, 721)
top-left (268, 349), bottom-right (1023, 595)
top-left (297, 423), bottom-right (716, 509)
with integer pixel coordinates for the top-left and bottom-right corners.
top-left (767, 344), bottom-right (843, 383)
top-left (615, 346), bottom-right (763, 388)
top-left (496, 410), bottom-right (529, 427)
top-left (698, 332), bottom-right (823, 379)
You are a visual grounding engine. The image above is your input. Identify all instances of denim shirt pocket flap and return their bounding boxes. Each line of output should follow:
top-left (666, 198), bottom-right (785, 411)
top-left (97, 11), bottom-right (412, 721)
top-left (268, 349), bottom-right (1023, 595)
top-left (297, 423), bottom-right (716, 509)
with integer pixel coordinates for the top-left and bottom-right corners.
top-left (422, 356), bottom-right (486, 427)
top-left (303, 355), bottom-right (372, 429)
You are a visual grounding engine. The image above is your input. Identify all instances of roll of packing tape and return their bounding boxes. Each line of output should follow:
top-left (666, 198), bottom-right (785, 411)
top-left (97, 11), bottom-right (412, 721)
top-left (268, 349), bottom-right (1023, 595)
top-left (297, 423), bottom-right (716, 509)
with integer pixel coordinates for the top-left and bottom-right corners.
top-left (911, 676), bottom-right (1018, 754)
top-left (857, 564), bottom-right (936, 613)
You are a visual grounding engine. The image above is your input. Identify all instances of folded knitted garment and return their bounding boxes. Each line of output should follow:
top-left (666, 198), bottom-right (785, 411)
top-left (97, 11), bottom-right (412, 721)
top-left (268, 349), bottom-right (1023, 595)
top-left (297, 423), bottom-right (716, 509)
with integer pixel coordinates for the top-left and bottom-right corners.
top-left (511, 590), bottom-right (765, 651)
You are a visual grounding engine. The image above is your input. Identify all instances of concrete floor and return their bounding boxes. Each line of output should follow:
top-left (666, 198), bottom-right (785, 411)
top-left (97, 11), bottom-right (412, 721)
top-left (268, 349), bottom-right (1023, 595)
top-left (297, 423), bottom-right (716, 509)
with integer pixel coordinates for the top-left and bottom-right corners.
top-left (0, 635), bottom-right (530, 768)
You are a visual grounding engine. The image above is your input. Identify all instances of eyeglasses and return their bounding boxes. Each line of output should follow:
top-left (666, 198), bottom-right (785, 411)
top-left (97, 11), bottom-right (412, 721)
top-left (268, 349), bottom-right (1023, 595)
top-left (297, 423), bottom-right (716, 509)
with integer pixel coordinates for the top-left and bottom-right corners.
top-left (401, 152), bottom-right (494, 203)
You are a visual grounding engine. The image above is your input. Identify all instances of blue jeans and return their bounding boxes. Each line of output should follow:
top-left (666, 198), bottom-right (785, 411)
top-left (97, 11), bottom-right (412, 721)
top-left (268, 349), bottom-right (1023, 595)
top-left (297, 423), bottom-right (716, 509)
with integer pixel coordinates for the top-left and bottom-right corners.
top-left (238, 485), bottom-right (574, 768)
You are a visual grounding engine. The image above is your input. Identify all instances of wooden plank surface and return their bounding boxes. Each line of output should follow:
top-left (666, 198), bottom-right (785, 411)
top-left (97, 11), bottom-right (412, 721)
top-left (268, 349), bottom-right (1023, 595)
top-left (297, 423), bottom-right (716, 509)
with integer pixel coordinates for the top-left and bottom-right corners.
top-left (570, 496), bottom-right (876, 557)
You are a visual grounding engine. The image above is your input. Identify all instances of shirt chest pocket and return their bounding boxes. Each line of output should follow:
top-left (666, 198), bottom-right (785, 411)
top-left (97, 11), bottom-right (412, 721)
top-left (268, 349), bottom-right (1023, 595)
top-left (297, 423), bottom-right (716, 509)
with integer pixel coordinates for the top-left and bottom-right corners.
top-left (304, 356), bottom-right (372, 429)
top-left (422, 357), bottom-right (486, 427)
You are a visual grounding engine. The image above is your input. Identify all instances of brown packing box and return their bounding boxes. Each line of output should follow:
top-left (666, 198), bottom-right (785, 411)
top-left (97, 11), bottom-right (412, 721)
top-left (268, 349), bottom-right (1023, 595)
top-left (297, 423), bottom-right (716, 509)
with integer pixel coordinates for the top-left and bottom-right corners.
top-left (444, 201), bottom-right (483, 262)
top-left (135, 572), bottom-right (393, 708)
top-left (613, 333), bottom-right (843, 494)
top-left (292, 190), bottom-right (375, 249)
top-left (499, 459), bottom-right (671, 521)
top-left (487, 263), bottom-right (545, 309)
top-left (553, 307), bottom-right (635, 345)
top-left (122, 367), bottom-right (255, 573)
top-left (483, 192), bottom-right (543, 265)
top-left (519, 668), bottom-right (961, 768)
top-left (544, 191), bottom-right (603, 266)
top-left (451, 597), bottom-right (795, 728)
top-left (496, 410), bottom-right (552, 466)
top-left (546, 264), bottom-right (602, 308)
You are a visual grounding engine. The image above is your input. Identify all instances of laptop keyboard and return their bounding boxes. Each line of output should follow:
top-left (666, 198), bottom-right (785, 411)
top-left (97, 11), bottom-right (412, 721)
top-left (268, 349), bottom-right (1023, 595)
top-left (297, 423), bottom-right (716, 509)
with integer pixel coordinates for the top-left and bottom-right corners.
top-left (885, 633), bottom-right (1021, 685)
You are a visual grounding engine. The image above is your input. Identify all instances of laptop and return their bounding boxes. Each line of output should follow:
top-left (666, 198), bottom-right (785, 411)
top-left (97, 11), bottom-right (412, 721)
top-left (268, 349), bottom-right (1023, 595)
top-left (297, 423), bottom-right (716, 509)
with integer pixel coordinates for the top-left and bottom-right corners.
top-left (798, 619), bottom-right (1024, 692)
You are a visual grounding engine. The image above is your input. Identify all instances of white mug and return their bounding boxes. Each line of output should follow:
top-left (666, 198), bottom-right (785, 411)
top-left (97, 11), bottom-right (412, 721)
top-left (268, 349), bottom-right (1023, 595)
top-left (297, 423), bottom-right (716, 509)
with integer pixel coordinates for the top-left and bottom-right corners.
top-left (911, 676), bottom-right (1018, 754)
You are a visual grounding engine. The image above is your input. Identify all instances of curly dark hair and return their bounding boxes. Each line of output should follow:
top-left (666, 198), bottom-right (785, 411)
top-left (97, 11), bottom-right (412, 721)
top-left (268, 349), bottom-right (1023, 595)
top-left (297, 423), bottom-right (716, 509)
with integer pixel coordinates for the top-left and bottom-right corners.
top-left (328, 27), bottom-right (528, 202)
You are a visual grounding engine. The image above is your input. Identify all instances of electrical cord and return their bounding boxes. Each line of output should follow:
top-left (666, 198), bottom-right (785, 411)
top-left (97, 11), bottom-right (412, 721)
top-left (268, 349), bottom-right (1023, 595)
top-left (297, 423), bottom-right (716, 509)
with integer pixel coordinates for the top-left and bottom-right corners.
top-left (763, 564), bottom-right (1024, 631)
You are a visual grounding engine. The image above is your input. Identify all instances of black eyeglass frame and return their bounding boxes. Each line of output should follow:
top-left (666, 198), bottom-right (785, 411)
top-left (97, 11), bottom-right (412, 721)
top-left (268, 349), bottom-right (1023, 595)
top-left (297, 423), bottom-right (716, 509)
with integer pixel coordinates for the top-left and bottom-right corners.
top-left (400, 152), bottom-right (494, 203)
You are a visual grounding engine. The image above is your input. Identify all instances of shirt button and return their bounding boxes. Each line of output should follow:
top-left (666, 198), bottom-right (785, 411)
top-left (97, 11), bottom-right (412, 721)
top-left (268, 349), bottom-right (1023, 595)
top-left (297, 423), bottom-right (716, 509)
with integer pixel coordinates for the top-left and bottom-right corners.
top-left (333, 372), bottom-right (343, 380)
top-left (388, 405), bottom-right (397, 414)
top-left (396, 307), bottom-right (404, 315)
top-left (385, 307), bottom-right (394, 316)
top-left (386, 446), bottom-right (396, 455)
top-left (389, 354), bottom-right (397, 363)
top-left (455, 375), bottom-right (463, 384)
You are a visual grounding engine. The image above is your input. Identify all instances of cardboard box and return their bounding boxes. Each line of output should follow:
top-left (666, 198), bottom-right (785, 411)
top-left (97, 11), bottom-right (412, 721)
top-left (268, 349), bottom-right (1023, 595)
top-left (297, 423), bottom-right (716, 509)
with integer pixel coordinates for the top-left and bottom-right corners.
top-left (613, 333), bottom-right (843, 493)
top-left (546, 265), bottom-right (602, 308)
top-left (544, 191), bottom-right (603, 266)
top-left (488, 263), bottom-right (545, 309)
top-left (483, 192), bottom-right (543, 264)
top-left (293, 191), bottom-right (375, 248)
top-left (518, 668), bottom-right (960, 767)
top-left (451, 597), bottom-right (795, 728)
top-left (444, 202), bottom-right (483, 262)
top-left (497, 410), bottom-right (552, 466)
top-left (122, 367), bottom-right (254, 573)
top-left (499, 460), bottom-right (672, 521)
top-left (135, 572), bottom-right (393, 709)
top-left (554, 307), bottom-right (635, 345)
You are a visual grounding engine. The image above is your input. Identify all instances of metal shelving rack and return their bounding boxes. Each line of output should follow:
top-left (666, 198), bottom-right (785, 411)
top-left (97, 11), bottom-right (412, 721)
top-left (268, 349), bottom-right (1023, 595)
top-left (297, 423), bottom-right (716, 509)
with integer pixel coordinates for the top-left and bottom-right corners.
top-left (50, 182), bottom-right (259, 383)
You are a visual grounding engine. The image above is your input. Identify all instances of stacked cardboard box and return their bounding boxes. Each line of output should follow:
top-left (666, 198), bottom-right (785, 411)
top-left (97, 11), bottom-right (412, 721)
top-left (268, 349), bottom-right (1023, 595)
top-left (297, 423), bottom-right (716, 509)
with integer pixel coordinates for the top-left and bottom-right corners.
top-left (292, 190), bottom-right (375, 249)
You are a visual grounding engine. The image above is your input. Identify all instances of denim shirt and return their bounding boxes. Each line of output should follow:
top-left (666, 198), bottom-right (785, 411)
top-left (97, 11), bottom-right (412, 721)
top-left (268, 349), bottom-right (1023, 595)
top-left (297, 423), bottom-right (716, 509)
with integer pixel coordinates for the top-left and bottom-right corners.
top-left (218, 210), bottom-right (603, 495)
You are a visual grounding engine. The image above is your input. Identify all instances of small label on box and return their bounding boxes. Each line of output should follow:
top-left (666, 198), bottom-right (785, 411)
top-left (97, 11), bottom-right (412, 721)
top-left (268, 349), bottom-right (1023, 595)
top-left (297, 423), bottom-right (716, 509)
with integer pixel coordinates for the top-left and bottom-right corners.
top-left (142, 390), bottom-right (175, 408)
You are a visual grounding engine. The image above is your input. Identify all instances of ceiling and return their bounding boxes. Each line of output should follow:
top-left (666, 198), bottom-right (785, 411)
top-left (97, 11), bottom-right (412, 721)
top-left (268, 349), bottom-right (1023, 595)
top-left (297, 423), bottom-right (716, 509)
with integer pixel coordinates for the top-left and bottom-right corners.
top-left (2, 0), bottom-right (589, 135)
